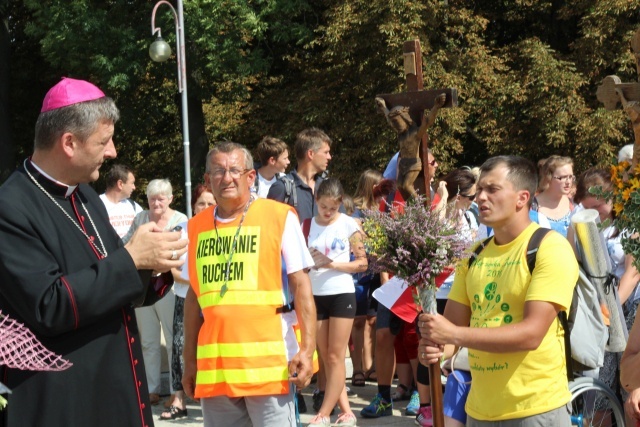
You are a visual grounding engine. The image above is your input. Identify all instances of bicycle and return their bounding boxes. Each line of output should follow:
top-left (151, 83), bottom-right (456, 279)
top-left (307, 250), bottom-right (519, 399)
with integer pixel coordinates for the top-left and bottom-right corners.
top-left (569, 376), bottom-right (625, 426)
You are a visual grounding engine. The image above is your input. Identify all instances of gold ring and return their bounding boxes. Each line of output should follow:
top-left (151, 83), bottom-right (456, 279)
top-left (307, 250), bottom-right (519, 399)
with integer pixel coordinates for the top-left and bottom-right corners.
top-left (171, 250), bottom-right (177, 260)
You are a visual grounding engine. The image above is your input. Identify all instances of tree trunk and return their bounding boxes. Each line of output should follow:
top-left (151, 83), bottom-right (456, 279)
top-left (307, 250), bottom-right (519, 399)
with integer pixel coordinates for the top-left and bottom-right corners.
top-left (186, 88), bottom-right (208, 187)
top-left (0, 3), bottom-right (14, 184)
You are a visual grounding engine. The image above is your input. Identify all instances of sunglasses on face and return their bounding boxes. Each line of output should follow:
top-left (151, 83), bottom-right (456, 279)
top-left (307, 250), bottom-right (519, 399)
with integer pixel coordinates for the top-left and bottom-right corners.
top-left (460, 193), bottom-right (476, 201)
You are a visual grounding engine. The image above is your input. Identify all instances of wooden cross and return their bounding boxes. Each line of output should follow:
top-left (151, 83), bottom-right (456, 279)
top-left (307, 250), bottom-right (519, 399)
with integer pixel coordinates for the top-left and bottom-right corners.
top-left (376, 39), bottom-right (458, 427)
top-left (376, 39), bottom-right (458, 202)
top-left (596, 29), bottom-right (640, 166)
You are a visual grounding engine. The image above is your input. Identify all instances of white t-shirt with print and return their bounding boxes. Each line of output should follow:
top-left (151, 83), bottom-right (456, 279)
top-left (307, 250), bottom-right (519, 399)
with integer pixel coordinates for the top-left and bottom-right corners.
top-left (308, 213), bottom-right (360, 296)
top-left (99, 194), bottom-right (144, 238)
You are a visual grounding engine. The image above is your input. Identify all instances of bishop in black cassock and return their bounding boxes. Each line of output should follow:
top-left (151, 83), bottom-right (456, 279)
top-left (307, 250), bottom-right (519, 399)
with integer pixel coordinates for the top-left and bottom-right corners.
top-left (0, 160), bottom-right (172, 427)
top-left (0, 77), bottom-right (183, 427)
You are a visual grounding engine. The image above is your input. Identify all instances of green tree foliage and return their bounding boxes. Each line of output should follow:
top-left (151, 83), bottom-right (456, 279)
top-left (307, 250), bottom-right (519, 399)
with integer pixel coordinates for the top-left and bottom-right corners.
top-left (6, 0), bottom-right (640, 207)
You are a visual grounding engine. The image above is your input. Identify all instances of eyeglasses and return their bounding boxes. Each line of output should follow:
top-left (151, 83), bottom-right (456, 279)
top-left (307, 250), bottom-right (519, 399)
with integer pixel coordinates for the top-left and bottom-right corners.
top-left (460, 193), bottom-right (476, 201)
top-left (209, 168), bottom-right (250, 179)
top-left (553, 175), bottom-right (576, 183)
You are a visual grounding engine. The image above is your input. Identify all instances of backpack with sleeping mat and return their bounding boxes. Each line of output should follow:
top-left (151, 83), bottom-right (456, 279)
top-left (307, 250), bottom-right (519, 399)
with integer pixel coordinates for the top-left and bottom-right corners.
top-left (468, 227), bottom-right (607, 380)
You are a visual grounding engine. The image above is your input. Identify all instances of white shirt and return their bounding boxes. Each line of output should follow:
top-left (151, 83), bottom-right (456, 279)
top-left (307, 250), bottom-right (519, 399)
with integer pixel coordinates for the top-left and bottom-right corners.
top-left (307, 214), bottom-right (360, 296)
top-left (99, 194), bottom-right (143, 238)
top-left (437, 208), bottom-right (480, 300)
top-left (256, 173), bottom-right (278, 199)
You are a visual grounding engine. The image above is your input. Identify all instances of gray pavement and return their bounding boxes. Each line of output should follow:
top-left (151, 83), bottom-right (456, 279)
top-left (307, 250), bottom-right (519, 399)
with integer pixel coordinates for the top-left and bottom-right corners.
top-left (153, 358), bottom-right (420, 427)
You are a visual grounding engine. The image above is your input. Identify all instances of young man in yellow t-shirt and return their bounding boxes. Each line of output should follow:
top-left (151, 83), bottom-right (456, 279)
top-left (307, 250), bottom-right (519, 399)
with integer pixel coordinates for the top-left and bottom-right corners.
top-left (418, 155), bottom-right (579, 425)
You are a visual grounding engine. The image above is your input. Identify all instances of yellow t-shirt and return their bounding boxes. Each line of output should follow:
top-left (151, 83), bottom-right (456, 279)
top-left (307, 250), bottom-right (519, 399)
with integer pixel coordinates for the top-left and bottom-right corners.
top-left (449, 223), bottom-right (578, 421)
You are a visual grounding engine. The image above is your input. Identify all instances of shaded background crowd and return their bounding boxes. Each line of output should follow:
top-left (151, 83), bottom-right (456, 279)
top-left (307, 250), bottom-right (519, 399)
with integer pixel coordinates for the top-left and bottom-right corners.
top-left (102, 130), bottom-right (640, 426)
top-left (2, 1), bottom-right (640, 205)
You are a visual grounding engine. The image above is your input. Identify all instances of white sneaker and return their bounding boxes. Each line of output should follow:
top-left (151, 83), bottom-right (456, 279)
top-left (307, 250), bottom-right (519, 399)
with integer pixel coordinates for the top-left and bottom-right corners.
top-left (335, 412), bottom-right (357, 427)
top-left (307, 414), bottom-right (330, 427)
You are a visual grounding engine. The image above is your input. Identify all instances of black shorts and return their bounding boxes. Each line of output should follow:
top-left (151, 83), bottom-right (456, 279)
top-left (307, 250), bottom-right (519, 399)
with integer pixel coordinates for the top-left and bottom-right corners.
top-left (314, 293), bottom-right (357, 320)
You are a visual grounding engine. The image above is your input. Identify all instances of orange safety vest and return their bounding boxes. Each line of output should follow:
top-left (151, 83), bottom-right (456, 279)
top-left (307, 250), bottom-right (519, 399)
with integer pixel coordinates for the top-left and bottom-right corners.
top-left (188, 198), bottom-right (297, 398)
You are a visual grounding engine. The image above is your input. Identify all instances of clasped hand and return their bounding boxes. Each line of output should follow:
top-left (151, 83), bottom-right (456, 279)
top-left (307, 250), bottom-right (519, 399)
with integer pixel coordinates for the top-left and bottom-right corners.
top-left (125, 222), bottom-right (188, 272)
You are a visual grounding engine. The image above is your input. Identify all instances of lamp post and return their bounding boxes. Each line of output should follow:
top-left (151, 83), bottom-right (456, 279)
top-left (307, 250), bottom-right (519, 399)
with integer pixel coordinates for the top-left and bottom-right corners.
top-left (150, 0), bottom-right (192, 217)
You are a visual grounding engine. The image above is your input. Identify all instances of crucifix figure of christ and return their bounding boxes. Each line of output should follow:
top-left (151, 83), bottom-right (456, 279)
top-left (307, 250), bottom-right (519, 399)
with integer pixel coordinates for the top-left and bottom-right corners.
top-left (596, 28), bottom-right (640, 167)
top-left (375, 93), bottom-right (447, 199)
top-left (375, 39), bottom-right (458, 427)
top-left (375, 39), bottom-right (458, 201)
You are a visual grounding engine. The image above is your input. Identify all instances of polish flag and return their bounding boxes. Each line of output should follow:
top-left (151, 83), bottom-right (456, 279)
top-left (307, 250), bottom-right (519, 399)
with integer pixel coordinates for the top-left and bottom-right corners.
top-left (373, 267), bottom-right (454, 323)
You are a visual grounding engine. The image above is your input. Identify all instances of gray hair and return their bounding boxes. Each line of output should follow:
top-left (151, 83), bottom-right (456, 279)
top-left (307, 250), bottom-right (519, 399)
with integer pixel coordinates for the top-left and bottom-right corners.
top-left (206, 141), bottom-right (254, 172)
top-left (34, 97), bottom-right (120, 150)
top-left (146, 179), bottom-right (173, 197)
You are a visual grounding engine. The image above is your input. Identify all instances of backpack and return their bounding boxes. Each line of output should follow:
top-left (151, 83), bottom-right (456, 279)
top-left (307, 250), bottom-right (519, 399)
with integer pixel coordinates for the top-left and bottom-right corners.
top-left (468, 227), bottom-right (607, 380)
top-left (278, 174), bottom-right (297, 208)
top-left (278, 171), bottom-right (329, 209)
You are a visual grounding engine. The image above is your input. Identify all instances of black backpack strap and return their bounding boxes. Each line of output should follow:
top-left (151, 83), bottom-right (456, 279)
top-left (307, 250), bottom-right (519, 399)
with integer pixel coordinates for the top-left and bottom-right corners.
top-left (467, 237), bottom-right (493, 268)
top-left (559, 310), bottom-right (574, 382)
top-left (290, 178), bottom-right (297, 208)
top-left (525, 228), bottom-right (573, 380)
top-left (278, 174), bottom-right (296, 207)
top-left (525, 227), bottom-right (552, 273)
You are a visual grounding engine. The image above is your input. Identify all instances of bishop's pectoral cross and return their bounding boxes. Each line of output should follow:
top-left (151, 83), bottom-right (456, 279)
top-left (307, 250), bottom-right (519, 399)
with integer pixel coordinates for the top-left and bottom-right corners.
top-left (596, 29), bottom-right (640, 167)
top-left (376, 39), bottom-right (458, 202)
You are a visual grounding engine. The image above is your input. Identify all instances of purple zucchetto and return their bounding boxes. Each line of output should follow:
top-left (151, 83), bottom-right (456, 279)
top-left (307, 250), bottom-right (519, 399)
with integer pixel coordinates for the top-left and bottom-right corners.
top-left (40, 77), bottom-right (106, 113)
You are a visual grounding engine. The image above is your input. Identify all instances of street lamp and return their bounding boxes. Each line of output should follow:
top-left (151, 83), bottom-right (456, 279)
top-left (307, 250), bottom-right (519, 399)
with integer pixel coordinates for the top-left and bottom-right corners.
top-left (150, 0), bottom-right (192, 217)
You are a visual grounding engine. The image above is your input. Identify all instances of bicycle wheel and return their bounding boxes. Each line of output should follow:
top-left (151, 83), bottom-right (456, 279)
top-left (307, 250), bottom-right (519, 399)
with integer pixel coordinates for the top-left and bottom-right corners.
top-left (569, 376), bottom-right (599, 393)
top-left (570, 381), bottom-right (625, 427)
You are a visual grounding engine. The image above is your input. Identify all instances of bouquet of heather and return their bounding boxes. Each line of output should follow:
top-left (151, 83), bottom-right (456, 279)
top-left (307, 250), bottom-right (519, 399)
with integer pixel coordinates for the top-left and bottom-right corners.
top-left (362, 195), bottom-right (468, 315)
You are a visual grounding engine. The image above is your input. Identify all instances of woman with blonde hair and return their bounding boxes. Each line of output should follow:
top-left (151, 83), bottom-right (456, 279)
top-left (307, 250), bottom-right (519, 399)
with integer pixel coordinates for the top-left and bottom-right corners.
top-left (349, 170), bottom-right (384, 389)
top-left (531, 155), bottom-right (574, 237)
top-left (353, 169), bottom-right (383, 215)
top-left (123, 179), bottom-right (188, 408)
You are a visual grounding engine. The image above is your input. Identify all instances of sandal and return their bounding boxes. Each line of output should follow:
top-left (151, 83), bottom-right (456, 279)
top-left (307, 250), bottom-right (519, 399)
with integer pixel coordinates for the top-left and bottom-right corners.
top-left (163, 393), bottom-right (175, 409)
top-left (351, 370), bottom-right (366, 387)
top-left (391, 383), bottom-right (411, 401)
top-left (364, 368), bottom-right (377, 383)
top-left (159, 405), bottom-right (188, 420)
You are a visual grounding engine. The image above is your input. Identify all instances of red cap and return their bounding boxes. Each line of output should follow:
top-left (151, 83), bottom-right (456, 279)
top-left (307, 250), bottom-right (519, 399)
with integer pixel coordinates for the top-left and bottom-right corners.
top-left (41, 77), bottom-right (105, 112)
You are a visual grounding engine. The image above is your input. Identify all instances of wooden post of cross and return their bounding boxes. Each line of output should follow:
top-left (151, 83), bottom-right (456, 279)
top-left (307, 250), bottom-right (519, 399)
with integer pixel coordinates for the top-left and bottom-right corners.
top-left (376, 39), bottom-right (458, 427)
top-left (376, 40), bottom-right (457, 203)
top-left (596, 29), bottom-right (640, 168)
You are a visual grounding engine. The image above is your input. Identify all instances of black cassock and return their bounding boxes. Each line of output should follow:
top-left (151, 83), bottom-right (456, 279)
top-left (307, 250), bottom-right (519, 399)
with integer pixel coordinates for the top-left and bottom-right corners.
top-left (0, 160), bottom-right (173, 427)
